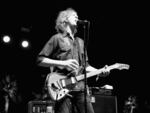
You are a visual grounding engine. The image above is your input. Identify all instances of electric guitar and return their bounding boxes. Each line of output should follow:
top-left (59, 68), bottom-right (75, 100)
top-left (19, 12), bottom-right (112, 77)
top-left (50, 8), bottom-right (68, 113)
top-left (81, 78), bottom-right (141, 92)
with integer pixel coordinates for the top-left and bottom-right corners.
top-left (47, 63), bottom-right (130, 101)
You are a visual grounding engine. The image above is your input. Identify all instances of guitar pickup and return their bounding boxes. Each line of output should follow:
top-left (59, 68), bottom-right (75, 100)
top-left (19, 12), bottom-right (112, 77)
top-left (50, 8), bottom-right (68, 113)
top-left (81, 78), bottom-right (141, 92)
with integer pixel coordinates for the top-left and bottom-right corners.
top-left (61, 77), bottom-right (77, 87)
top-left (61, 79), bottom-right (66, 87)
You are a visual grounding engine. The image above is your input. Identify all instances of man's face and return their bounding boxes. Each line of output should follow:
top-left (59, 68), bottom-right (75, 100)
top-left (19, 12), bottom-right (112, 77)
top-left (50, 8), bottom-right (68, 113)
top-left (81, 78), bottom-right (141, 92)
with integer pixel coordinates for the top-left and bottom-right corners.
top-left (68, 12), bottom-right (78, 26)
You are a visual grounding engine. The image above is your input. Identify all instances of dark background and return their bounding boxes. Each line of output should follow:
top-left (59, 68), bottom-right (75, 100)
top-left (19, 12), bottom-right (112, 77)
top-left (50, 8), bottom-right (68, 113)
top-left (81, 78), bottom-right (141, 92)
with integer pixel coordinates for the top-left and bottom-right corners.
top-left (0, 1), bottom-right (149, 113)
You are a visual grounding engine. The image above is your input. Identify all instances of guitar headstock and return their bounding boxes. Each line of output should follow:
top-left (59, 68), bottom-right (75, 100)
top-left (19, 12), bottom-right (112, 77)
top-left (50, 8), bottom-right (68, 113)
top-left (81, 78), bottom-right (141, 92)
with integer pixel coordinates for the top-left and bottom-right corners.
top-left (112, 63), bottom-right (130, 70)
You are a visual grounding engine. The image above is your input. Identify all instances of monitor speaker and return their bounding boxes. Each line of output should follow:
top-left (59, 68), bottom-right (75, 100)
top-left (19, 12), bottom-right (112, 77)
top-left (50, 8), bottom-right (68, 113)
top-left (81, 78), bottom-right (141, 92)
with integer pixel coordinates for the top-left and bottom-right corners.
top-left (91, 95), bottom-right (118, 113)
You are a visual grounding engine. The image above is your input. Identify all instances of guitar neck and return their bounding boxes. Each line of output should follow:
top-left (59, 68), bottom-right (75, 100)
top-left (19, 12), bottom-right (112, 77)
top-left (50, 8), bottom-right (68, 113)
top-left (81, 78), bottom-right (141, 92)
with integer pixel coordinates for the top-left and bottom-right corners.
top-left (76, 68), bottom-right (105, 81)
top-left (75, 65), bottom-right (120, 81)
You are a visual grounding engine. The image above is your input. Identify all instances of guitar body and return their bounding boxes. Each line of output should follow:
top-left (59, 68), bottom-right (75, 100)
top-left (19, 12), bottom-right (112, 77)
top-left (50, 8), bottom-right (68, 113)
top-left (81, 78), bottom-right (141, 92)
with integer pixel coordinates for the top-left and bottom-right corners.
top-left (47, 72), bottom-right (75, 101)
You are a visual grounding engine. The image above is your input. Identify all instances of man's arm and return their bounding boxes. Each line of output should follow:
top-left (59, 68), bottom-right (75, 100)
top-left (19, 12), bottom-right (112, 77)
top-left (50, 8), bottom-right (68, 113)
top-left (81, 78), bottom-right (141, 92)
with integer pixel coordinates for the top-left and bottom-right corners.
top-left (38, 57), bottom-right (79, 71)
top-left (86, 65), bottom-right (110, 73)
top-left (86, 65), bottom-right (98, 72)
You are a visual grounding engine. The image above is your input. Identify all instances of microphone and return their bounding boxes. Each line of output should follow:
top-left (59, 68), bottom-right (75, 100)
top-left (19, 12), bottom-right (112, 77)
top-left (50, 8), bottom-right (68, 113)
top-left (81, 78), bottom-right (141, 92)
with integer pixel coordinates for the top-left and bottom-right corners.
top-left (77, 19), bottom-right (89, 24)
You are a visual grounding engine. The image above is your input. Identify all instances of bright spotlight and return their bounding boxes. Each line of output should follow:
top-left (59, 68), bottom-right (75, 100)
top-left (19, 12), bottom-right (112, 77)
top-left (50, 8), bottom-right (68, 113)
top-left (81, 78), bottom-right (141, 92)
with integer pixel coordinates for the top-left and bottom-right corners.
top-left (21, 40), bottom-right (29, 48)
top-left (3, 35), bottom-right (11, 43)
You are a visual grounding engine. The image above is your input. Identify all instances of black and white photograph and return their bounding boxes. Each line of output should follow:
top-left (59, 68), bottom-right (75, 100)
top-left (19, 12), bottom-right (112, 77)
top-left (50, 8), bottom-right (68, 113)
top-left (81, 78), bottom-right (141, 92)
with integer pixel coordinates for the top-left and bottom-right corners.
top-left (0, 1), bottom-right (149, 113)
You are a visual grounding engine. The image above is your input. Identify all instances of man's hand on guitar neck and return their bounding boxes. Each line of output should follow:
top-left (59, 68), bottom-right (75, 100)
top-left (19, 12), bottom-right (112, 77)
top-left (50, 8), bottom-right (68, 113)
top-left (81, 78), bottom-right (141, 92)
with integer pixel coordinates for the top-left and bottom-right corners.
top-left (103, 65), bottom-right (110, 74)
top-left (96, 65), bottom-right (110, 81)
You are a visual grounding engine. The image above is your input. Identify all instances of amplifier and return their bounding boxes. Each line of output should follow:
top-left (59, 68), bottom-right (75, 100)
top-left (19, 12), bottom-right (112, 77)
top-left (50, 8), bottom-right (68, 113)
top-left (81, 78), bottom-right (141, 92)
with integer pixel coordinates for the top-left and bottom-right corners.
top-left (91, 95), bottom-right (118, 113)
top-left (28, 100), bottom-right (55, 113)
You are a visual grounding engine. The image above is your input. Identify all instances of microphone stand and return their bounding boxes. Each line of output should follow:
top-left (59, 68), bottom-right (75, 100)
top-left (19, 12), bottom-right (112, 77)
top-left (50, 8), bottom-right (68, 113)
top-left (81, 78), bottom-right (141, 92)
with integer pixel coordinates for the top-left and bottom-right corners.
top-left (82, 21), bottom-right (90, 113)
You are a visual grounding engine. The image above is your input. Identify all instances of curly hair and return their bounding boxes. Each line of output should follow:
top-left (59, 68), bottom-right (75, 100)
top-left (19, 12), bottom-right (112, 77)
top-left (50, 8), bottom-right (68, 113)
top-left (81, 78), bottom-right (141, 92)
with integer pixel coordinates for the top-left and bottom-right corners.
top-left (55, 8), bottom-right (77, 33)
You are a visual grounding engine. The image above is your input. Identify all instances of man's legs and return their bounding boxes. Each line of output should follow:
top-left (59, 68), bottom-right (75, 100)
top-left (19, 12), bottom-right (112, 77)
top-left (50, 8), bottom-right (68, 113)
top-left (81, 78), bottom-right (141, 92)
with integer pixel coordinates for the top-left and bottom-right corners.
top-left (55, 97), bottom-right (72, 113)
top-left (73, 92), bottom-right (95, 113)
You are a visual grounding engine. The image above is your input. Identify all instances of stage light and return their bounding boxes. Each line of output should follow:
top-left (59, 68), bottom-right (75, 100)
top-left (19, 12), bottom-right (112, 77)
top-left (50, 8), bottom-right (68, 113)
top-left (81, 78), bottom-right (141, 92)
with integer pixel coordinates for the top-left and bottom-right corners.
top-left (21, 40), bottom-right (29, 48)
top-left (2, 35), bottom-right (11, 43)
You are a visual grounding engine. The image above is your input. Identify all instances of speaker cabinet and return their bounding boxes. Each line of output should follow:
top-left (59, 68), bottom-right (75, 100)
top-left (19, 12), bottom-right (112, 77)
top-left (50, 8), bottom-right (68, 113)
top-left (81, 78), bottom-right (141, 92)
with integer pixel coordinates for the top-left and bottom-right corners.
top-left (28, 100), bottom-right (55, 113)
top-left (91, 95), bottom-right (118, 113)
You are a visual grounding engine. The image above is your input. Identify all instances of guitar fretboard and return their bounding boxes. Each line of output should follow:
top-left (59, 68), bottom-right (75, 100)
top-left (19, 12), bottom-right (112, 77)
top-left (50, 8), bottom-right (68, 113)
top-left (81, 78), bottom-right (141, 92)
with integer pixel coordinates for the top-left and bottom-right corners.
top-left (76, 68), bottom-right (105, 81)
